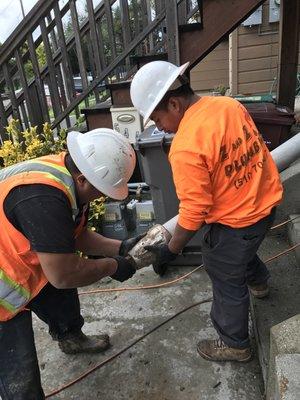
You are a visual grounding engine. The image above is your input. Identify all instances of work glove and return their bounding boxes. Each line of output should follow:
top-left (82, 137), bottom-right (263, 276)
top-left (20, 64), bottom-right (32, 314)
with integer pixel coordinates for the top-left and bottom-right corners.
top-left (119, 233), bottom-right (146, 256)
top-left (110, 256), bottom-right (136, 282)
top-left (144, 243), bottom-right (178, 276)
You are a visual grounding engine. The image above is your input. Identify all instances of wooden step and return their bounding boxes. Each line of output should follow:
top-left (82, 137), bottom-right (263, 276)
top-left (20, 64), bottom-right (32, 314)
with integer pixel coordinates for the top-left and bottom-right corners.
top-left (130, 53), bottom-right (168, 69)
top-left (178, 22), bottom-right (202, 33)
top-left (179, 0), bottom-right (265, 68)
top-left (81, 101), bottom-right (112, 131)
top-left (106, 81), bottom-right (132, 107)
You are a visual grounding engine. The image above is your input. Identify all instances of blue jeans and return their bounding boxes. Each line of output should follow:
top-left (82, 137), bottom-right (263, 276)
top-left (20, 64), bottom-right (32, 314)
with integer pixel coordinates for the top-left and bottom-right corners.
top-left (200, 209), bottom-right (275, 349)
top-left (0, 284), bottom-right (84, 400)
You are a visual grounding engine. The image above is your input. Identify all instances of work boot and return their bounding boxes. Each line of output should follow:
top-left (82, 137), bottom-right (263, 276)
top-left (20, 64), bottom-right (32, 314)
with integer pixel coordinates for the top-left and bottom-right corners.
top-left (58, 331), bottom-right (110, 354)
top-left (248, 282), bottom-right (269, 298)
top-left (197, 338), bottom-right (252, 362)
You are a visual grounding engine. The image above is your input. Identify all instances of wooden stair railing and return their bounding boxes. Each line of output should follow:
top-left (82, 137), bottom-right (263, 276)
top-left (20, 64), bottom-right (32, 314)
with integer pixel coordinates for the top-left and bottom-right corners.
top-left (0, 0), bottom-right (265, 140)
top-left (180, 0), bottom-right (266, 68)
top-left (0, 0), bottom-right (201, 139)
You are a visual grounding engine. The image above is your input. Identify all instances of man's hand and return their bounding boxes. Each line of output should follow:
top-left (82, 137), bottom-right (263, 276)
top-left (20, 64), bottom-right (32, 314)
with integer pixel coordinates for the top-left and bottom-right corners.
top-left (144, 243), bottom-right (178, 276)
top-left (110, 256), bottom-right (136, 282)
top-left (119, 234), bottom-right (146, 256)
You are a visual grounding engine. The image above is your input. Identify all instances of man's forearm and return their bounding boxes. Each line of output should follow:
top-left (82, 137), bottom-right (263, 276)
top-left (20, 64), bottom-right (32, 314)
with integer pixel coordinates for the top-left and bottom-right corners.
top-left (76, 229), bottom-right (121, 256)
top-left (60, 256), bottom-right (118, 288)
top-left (38, 252), bottom-right (118, 289)
top-left (168, 223), bottom-right (198, 254)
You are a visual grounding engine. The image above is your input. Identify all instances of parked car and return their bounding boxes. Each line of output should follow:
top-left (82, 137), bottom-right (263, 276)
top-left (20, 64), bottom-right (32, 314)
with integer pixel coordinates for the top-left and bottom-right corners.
top-left (73, 75), bottom-right (93, 93)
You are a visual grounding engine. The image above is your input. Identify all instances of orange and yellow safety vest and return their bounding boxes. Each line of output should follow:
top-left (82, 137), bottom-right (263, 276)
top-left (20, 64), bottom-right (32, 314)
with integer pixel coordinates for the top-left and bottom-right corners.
top-left (0, 153), bottom-right (85, 321)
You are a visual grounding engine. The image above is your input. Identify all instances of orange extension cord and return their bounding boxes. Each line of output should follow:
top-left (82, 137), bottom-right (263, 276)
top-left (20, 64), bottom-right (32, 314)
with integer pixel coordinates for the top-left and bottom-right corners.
top-left (78, 216), bottom-right (300, 296)
top-left (45, 217), bottom-right (300, 398)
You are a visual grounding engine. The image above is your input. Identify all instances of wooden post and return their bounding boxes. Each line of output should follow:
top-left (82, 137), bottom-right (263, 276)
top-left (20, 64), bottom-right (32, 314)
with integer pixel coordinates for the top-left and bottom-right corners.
top-left (27, 33), bottom-right (50, 123)
top-left (28, 83), bottom-right (48, 132)
top-left (104, 0), bottom-right (117, 60)
top-left (69, 0), bottom-right (89, 107)
top-left (229, 29), bottom-right (238, 96)
top-left (15, 49), bottom-right (35, 126)
top-left (40, 18), bottom-right (62, 119)
top-left (2, 63), bottom-right (22, 125)
top-left (120, 0), bottom-right (131, 70)
top-left (120, 0), bottom-right (131, 48)
top-left (165, 2), bottom-right (180, 65)
top-left (0, 97), bottom-right (8, 140)
top-left (277, 0), bottom-right (300, 110)
top-left (53, 2), bottom-right (76, 105)
top-left (178, 1), bottom-right (187, 25)
top-left (86, 0), bottom-right (104, 76)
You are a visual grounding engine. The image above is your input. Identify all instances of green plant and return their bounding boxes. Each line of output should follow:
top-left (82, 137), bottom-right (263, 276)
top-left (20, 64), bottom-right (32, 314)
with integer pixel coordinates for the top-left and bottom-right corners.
top-left (0, 119), bottom-right (67, 166)
top-left (212, 84), bottom-right (228, 96)
top-left (0, 119), bottom-right (106, 225)
top-left (74, 114), bottom-right (86, 129)
top-left (88, 197), bottom-right (107, 230)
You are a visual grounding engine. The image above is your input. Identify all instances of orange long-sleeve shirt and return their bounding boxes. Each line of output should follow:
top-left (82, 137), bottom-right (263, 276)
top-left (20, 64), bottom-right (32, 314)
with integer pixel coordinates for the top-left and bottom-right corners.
top-left (168, 96), bottom-right (283, 230)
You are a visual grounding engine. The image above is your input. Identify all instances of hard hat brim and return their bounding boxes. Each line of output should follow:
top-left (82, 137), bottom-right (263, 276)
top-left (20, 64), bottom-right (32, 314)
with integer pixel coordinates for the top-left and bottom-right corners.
top-left (67, 131), bottom-right (129, 200)
top-left (143, 61), bottom-right (190, 124)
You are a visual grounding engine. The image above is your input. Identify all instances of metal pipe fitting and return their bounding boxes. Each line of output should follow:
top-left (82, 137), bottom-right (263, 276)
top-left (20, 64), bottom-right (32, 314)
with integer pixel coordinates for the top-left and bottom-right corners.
top-left (128, 224), bottom-right (172, 269)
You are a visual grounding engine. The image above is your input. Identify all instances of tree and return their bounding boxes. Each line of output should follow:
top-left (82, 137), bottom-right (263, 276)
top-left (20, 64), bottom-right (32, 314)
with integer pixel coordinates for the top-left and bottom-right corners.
top-left (23, 42), bottom-right (47, 82)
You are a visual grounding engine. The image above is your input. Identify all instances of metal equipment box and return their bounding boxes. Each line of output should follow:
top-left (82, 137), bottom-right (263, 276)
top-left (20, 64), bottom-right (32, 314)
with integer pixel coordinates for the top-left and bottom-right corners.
top-left (135, 200), bottom-right (156, 235)
top-left (110, 106), bottom-right (143, 144)
top-left (100, 201), bottom-right (128, 240)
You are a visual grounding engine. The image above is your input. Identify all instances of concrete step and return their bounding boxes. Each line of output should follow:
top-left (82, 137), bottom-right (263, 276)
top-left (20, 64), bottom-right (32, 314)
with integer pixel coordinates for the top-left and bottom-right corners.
top-left (250, 231), bottom-right (300, 397)
top-left (274, 353), bottom-right (300, 400)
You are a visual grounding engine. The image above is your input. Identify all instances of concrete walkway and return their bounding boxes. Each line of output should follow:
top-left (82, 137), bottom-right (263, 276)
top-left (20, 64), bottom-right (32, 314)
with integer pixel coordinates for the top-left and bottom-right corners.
top-left (34, 262), bottom-right (264, 399)
top-left (33, 207), bottom-right (300, 399)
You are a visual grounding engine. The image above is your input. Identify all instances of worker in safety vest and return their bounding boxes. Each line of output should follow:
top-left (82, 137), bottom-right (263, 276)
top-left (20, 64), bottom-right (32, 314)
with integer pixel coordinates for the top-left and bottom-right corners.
top-left (0, 128), bottom-right (141, 399)
top-left (130, 61), bottom-right (283, 363)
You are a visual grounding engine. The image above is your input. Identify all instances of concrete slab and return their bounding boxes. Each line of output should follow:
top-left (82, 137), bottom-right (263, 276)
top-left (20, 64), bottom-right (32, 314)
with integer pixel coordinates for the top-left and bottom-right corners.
top-left (273, 161), bottom-right (300, 228)
top-left (32, 265), bottom-right (264, 399)
top-left (250, 232), bottom-right (300, 387)
top-left (287, 214), bottom-right (300, 266)
top-left (274, 354), bottom-right (300, 400)
top-left (267, 315), bottom-right (300, 400)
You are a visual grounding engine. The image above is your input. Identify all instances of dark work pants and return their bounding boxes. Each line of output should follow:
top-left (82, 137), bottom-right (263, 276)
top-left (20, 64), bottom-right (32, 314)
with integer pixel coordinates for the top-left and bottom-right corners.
top-left (0, 284), bottom-right (84, 400)
top-left (200, 209), bottom-right (276, 349)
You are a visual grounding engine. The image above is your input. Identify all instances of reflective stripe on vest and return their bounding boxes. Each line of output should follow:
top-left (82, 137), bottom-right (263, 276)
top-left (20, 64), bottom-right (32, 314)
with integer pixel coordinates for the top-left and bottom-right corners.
top-left (0, 159), bottom-right (78, 218)
top-left (0, 269), bottom-right (30, 313)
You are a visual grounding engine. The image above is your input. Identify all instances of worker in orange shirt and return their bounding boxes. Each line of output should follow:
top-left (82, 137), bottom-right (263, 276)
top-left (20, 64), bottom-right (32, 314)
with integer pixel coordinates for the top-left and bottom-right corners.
top-left (130, 61), bottom-right (283, 362)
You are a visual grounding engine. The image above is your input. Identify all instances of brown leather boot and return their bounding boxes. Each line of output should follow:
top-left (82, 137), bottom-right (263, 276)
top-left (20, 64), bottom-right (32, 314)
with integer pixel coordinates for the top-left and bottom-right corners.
top-left (58, 331), bottom-right (110, 354)
top-left (197, 338), bottom-right (252, 362)
top-left (248, 282), bottom-right (269, 298)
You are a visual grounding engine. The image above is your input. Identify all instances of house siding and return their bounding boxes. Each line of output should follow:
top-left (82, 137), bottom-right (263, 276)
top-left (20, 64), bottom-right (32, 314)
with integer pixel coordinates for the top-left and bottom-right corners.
top-left (190, 0), bottom-right (300, 96)
top-left (190, 40), bottom-right (229, 93)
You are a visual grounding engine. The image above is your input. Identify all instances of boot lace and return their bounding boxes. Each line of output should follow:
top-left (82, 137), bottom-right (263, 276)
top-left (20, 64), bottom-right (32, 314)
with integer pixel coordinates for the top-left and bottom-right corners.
top-left (213, 338), bottom-right (228, 349)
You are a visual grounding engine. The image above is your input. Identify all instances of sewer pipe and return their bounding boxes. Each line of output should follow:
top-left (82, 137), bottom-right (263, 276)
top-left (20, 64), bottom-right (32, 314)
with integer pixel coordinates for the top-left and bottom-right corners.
top-left (270, 131), bottom-right (300, 173)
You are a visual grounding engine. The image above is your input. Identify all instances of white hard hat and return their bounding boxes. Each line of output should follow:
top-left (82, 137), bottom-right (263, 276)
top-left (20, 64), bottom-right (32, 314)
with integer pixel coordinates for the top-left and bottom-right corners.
top-left (67, 129), bottom-right (136, 200)
top-left (130, 60), bottom-right (190, 124)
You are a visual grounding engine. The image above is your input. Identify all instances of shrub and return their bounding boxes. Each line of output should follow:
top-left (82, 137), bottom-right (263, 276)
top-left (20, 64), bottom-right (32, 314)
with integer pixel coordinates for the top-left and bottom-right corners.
top-left (0, 119), bottom-right (105, 229)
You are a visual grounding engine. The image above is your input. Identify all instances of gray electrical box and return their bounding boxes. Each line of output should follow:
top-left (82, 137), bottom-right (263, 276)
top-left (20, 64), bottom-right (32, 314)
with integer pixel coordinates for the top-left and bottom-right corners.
top-left (135, 201), bottom-right (156, 235)
top-left (269, 0), bottom-right (280, 23)
top-left (100, 201), bottom-right (129, 240)
top-left (242, 6), bottom-right (262, 26)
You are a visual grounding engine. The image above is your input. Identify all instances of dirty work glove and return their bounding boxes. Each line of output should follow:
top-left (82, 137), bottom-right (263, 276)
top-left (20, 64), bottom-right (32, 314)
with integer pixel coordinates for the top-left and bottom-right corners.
top-left (119, 233), bottom-right (146, 256)
top-left (144, 243), bottom-right (178, 276)
top-left (110, 256), bottom-right (136, 282)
